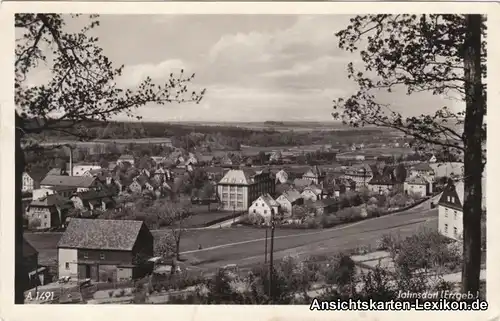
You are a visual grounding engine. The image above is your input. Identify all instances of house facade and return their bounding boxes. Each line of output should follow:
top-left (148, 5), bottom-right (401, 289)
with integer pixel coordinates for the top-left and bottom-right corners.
top-left (71, 190), bottom-right (115, 214)
top-left (40, 175), bottom-right (102, 195)
top-left (275, 169), bottom-right (289, 185)
top-left (22, 170), bottom-right (47, 192)
top-left (343, 164), bottom-right (373, 188)
top-left (217, 169), bottom-right (275, 211)
top-left (26, 194), bottom-right (73, 229)
top-left (72, 164), bottom-right (102, 176)
top-left (438, 178), bottom-right (486, 241)
top-left (302, 166), bottom-right (326, 185)
top-left (248, 194), bottom-right (280, 224)
top-left (301, 185), bottom-right (326, 202)
top-left (57, 219), bottom-right (154, 282)
top-left (367, 176), bottom-right (397, 195)
top-left (409, 163), bottom-right (435, 182)
top-left (117, 155), bottom-right (135, 166)
top-left (275, 189), bottom-right (302, 216)
top-left (404, 176), bottom-right (430, 197)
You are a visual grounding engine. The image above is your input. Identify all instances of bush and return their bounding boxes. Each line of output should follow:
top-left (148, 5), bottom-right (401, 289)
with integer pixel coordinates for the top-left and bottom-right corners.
top-left (366, 204), bottom-right (383, 217)
top-left (324, 253), bottom-right (356, 288)
top-left (28, 218), bottom-right (41, 230)
top-left (388, 193), bottom-right (410, 208)
top-left (108, 290), bottom-right (114, 298)
top-left (336, 207), bottom-right (362, 223)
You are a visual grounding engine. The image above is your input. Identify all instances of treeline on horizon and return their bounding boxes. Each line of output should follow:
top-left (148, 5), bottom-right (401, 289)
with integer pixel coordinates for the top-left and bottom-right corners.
top-left (27, 118), bottom-right (391, 146)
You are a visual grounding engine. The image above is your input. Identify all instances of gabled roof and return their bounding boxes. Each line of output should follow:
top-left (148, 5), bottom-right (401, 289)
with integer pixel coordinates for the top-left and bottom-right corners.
top-left (280, 188), bottom-right (302, 203)
top-left (258, 193), bottom-right (280, 208)
top-left (405, 176), bottom-right (429, 185)
top-left (58, 218), bottom-right (146, 251)
top-left (25, 168), bottom-right (50, 182)
top-left (72, 189), bottom-right (114, 201)
top-left (41, 175), bottom-right (96, 188)
top-left (219, 169), bottom-right (257, 185)
top-left (453, 176), bottom-right (486, 211)
top-left (275, 183), bottom-right (292, 195)
top-left (293, 178), bottom-right (313, 188)
top-left (23, 238), bottom-right (38, 257)
top-left (46, 168), bottom-right (66, 176)
top-left (411, 163), bottom-right (434, 172)
top-left (303, 185), bottom-right (323, 195)
top-left (30, 194), bottom-right (73, 208)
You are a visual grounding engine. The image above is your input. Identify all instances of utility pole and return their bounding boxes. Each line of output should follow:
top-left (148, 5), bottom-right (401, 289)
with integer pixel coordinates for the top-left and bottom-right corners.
top-left (264, 227), bottom-right (268, 264)
top-left (268, 209), bottom-right (275, 302)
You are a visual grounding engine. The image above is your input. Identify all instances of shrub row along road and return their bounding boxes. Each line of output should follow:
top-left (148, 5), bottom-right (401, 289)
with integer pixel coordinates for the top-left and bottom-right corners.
top-left (178, 196), bottom-right (440, 273)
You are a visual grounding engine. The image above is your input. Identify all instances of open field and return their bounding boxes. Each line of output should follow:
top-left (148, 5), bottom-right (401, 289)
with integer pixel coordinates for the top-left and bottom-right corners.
top-left (181, 209), bottom-right (240, 228)
top-left (93, 137), bottom-right (173, 145)
top-left (338, 147), bottom-right (415, 157)
top-left (25, 197), bottom-right (438, 271)
top-left (181, 207), bottom-right (438, 271)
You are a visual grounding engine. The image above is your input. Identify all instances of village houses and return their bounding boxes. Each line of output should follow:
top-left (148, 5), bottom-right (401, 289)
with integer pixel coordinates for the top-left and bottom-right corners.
top-left (22, 169), bottom-right (48, 192)
top-left (217, 169), bottom-right (275, 211)
top-left (248, 193), bottom-right (280, 224)
top-left (274, 169), bottom-right (289, 185)
top-left (275, 188), bottom-right (303, 216)
top-left (301, 184), bottom-right (328, 202)
top-left (57, 219), bottom-right (154, 283)
top-left (117, 155), bottom-right (135, 166)
top-left (26, 194), bottom-right (74, 229)
top-left (404, 176), bottom-right (431, 197)
top-left (302, 165), bottom-right (326, 185)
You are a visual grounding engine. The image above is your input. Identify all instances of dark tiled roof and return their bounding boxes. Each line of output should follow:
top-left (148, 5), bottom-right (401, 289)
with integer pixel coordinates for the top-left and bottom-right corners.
top-left (293, 178), bottom-right (313, 188)
top-left (46, 168), bottom-right (66, 176)
top-left (58, 218), bottom-right (145, 251)
top-left (30, 194), bottom-right (73, 208)
top-left (369, 175), bottom-right (396, 185)
top-left (41, 175), bottom-right (96, 188)
top-left (23, 238), bottom-right (38, 257)
top-left (73, 189), bottom-right (114, 201)
top-left (26, 168), bottom-right (50, 182)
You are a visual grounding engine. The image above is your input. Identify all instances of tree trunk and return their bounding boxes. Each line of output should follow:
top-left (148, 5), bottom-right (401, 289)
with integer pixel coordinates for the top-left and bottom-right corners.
top-left (175, 237), bottom-right (181, 261)
top-left (461, 14), bottom-right (485, 296)
top-left (15, 115), bottom-right (27, 304)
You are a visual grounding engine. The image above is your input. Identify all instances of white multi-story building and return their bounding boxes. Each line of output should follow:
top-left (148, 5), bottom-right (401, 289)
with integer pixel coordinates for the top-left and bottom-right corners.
top-left (217, 169), bottom-right (275, 211)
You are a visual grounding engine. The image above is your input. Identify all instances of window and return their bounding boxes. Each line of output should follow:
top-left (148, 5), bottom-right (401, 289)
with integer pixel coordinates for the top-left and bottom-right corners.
top-left (100, 253), bottom-right (105, 260)
top-left (264, 210), bottom-right (267, 214)
top-left (444, 224), bottom-right (448, 234)
top-left (253, 209), bottom-right (256, 213)
top-left (447, 196), bottom-right (451, 202)
top-left (65, 263), bottom-right (70, 270)
top-left (444, 208), bottom-right (448, 217)
top-left (453, 227), bottom-right (458, 238)
top-left (44, 214), bottom-right (47, 219)
top-left (451, 196), bottom-right (455, 203)
top-left (454, 211), bottom-right (457, 220)
top-left (83, 252), bottom-right (89, 259)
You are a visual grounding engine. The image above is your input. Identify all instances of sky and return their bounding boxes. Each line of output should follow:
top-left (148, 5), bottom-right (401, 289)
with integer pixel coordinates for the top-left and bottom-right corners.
top-left (25, 14), bottom-right (465, 123)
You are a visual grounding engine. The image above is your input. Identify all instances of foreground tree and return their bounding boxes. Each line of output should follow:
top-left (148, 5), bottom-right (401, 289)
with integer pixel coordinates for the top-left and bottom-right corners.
top-left (333, 14), bottom-right (486, 295)
top-left (15, 14), bottom-right (205, 303)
